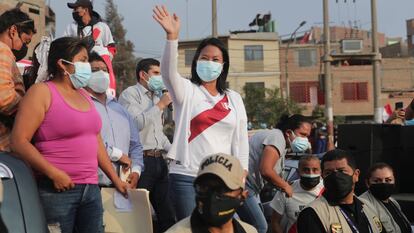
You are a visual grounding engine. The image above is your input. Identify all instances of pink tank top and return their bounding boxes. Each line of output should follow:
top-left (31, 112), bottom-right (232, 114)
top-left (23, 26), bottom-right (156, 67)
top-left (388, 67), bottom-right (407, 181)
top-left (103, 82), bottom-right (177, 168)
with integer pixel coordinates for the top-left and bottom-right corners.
top-left (33, 82), bottom-right (102, 184)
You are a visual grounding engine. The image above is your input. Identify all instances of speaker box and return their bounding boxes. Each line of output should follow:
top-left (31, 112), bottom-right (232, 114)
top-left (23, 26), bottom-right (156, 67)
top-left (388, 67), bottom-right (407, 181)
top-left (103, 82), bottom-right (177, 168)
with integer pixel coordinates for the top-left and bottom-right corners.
top-left (337, 124), bottom-right (403, 195)
top-left (398, 126), bottom-right (414, 194)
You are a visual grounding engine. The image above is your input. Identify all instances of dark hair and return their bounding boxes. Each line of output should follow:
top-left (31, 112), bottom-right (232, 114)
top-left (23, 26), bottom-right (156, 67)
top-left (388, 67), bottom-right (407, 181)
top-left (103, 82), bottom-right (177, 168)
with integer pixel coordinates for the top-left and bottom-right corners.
top-left (321, 149), bottom-right (357, 171)
top-left (367, 162), bottom-right (394, 180)
top-left (276, 114), bottom-right (311, 133)
top-left (136, 58), bottom-right (160, 81)
top-left (194, 174), bottom-right (233, 194)
top-left (47, 37), bottom-right (88, 77)
top-left (0, 8), bottom-right (36, 34)
top-left (88, 52), bottom-right (106, 64)
top-left (22, 43), bottom-right (40, 90)
top-left (190, 38), bottom-right (229, 95)
top-left (298, 155), bottom-right (320, 170)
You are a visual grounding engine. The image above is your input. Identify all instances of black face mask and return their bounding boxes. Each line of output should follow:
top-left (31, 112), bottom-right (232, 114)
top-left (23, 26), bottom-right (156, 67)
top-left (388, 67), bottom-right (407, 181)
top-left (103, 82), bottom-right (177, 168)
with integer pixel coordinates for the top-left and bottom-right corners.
top-left (72, 12), bottom-right (83, 25)
top-left (12, 43), bottom-right (28, 62)
top-left (369, 183), bottom-right (395, 201)
top-left (324, 171), bottom-right (354, 203)
top-left (196, 192), bottom-right (242, 227)
top-left (300, 175), bottom-right (321, 190)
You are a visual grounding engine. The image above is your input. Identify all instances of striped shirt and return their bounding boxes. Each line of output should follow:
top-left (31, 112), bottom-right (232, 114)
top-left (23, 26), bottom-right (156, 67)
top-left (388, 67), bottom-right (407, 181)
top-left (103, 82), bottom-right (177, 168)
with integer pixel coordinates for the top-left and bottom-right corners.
top-left (0, 41), bottom-right (25, 151)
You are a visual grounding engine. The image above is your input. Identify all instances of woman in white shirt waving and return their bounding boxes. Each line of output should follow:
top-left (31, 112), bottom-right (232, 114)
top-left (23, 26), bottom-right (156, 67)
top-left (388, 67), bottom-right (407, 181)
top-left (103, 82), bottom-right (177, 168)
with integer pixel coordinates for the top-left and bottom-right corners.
top-left (153, 5), bottom-right (249, 220)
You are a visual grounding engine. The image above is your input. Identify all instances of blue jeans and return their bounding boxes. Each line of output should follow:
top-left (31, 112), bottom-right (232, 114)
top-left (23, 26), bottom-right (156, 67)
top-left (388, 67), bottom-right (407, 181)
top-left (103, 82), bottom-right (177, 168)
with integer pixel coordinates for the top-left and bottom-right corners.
top-left (37, 179), bottom-right (103, 233)
top-left (237, 187), bottom-right (268, 233)
top-left (169, 173), bottom-right (196, 221)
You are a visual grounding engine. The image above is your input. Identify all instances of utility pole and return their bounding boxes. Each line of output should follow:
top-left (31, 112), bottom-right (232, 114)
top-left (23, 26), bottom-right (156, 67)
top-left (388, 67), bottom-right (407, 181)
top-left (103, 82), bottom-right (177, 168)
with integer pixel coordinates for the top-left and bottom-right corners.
top-left (212, 0), bottom-right (218, 38)
top-left (285, 21), bottom-right (306, 100)
top-left (186, 0), bottom-right (189, 39)
top-left (323, 0), bottom-right (334, 150)
top-left (371, 0), bottom-right (382, 123)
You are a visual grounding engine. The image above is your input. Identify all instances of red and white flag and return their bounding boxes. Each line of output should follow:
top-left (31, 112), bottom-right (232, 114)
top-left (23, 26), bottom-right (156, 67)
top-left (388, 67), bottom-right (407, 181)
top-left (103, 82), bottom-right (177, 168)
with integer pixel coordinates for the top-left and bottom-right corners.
top-left (383, 104), bottom-right (393, 122)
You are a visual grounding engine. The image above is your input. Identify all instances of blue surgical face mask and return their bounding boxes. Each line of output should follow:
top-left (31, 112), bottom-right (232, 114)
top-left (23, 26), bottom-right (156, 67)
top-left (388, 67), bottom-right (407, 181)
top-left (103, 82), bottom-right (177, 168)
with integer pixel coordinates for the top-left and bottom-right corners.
top-left (145, 74), bottom-right (165, 92)
top-left (405, 119), bottom-right (414, 126)
top-left (62, 59), bottom-right (92, 89)
top-left (289, 131), bottom-right (310, 153)
top-left (88, 70), bottom-right (110, 93)
top-left (196, 60), bottom-right (223, 82)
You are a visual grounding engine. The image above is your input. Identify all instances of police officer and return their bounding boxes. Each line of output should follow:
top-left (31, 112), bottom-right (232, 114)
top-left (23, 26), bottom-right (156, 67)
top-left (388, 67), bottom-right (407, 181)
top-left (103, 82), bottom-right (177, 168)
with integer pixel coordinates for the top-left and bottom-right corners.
top-left (297, 149), bottom-right (385, 233)
top-left (165, 153), bottom-right (257, 233)
top-left (360, 163), bottom-right (412, 233)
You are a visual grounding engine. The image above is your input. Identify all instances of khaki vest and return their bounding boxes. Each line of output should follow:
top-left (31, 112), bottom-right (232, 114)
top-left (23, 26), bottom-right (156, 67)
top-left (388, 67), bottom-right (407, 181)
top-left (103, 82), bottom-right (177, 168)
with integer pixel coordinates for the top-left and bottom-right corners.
top-left (165, 217), bottom-right (258, 233)
top-left (360, 191), bottom-right (410, 233)
top-left (309, 196), bottom-right (383, 233)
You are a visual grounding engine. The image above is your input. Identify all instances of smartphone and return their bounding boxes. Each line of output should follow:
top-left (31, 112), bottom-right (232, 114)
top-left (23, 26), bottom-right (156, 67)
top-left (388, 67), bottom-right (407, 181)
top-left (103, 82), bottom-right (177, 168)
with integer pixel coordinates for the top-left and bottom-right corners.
top-left (395, 102), bottom-right (404, 110)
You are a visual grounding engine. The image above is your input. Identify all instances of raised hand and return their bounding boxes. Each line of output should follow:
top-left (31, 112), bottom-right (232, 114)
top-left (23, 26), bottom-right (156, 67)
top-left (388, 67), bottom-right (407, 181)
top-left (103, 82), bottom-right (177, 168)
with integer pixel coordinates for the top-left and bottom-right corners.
top-left (153, 5), bottom-right (180, 40)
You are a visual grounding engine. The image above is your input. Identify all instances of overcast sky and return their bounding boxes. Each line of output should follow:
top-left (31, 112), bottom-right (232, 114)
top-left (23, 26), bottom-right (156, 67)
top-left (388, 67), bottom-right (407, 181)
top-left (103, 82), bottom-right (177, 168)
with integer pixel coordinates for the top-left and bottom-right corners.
top-left (49, 0), bottom-right (414, 58)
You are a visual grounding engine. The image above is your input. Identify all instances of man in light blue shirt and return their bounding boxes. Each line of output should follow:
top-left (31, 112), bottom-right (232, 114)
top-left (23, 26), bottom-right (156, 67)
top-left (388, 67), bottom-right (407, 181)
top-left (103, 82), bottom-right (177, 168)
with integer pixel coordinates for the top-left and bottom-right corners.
top-left (86, 52), bottom-right (143, 188)
top-left (119, 58), bottom-right (175, 232)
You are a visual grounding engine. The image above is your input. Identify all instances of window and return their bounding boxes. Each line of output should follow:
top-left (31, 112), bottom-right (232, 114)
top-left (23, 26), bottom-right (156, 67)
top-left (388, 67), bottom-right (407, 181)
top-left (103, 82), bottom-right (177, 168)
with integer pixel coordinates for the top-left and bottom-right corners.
top-left (296, 49), bottom-right (317, 67)
top-left (290, 81), bottom-right (324, 104)
top-left (185, 49), bottom-right (196, 67)
top-left (29, 8), bottom-right (40, 15)
top-left (244, 45), bottom-right (264, 72)
top-left (342, 82), bottom-right (368, 101)
top-left (244, 45), bottom-right (263, 61)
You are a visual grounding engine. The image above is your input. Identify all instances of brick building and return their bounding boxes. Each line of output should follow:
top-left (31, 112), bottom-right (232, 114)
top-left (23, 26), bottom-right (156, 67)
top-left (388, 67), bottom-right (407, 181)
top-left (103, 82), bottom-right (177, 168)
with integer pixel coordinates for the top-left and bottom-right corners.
top-left (281, 26), bottom-right (414, 121)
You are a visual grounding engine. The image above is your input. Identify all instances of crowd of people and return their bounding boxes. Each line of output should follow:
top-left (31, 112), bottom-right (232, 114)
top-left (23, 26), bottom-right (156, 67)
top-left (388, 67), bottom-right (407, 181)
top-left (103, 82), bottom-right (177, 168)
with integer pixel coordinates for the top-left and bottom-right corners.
top-left (0, 1), bottom-right (412, 233)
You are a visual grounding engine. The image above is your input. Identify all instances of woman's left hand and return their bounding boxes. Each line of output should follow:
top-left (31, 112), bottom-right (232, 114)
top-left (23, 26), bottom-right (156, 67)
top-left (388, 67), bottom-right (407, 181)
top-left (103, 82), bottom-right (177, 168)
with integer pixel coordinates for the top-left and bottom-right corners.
top-left (153, 5), bottom-right (180, 40)
top-left (114, 179), bottom-right (130, 198)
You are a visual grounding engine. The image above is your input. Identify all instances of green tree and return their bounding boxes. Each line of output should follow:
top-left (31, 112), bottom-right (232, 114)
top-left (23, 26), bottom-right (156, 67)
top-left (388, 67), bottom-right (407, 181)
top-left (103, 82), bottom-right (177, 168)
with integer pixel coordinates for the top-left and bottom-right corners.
top-left (243, 84), bottom-right (266, 125)
top-left (311, 105), bottom-right (346, 125)
top-left (243, 86), bottom-right (303, 128)
top-left (105, 0), bottom-right (137, 94)
top-left (263, 87), bottom-right (303, 127)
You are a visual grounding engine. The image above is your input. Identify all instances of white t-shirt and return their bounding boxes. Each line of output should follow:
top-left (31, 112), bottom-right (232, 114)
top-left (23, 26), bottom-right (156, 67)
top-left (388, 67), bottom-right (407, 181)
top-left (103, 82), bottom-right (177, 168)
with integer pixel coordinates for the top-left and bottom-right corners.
top-left (63, 21), bottom-right (114, 58)
top-left (169, 86), bottom-right (237, 177)
top-left (161, 40), bottom-right (249, 177)
top-left (270, 179), bottom-right (324, 233)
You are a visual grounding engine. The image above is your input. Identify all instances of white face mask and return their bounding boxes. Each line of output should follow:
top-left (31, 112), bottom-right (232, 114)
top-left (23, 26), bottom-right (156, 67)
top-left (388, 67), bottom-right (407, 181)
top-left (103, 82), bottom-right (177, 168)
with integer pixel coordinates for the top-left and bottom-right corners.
top-left (88, 70), bottom-right (110, 93)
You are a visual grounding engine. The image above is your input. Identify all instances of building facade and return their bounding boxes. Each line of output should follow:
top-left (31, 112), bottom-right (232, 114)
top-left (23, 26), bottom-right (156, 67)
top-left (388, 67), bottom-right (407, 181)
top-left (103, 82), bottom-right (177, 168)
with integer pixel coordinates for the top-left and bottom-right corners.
top-left (280, 26), bottom-right (414, 121)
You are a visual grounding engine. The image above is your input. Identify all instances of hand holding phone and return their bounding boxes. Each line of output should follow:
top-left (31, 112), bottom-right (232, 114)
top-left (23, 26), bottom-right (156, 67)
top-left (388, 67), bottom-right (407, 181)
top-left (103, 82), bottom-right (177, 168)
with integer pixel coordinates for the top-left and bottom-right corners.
top-left (395, 102), bottom-right (404, 110)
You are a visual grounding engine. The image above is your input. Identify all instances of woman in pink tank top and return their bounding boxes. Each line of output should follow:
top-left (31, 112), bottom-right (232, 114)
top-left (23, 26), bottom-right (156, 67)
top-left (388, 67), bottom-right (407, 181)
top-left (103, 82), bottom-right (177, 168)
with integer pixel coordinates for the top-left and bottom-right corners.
top-left (11, 37), bottom-right (129, 233)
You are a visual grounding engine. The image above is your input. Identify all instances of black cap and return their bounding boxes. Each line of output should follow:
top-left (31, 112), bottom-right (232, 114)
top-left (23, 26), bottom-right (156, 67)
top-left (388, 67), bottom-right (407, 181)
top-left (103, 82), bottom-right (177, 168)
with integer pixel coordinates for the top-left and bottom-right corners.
top-left (67, 0), bottom-right (92, 9)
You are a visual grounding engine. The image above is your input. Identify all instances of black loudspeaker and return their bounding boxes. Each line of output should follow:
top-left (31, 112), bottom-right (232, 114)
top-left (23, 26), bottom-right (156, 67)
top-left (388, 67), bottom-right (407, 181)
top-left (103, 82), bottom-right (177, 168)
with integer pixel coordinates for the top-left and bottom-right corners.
top-left (337, 124), bottom-right (403, 195)
top-left (398, 126), bottom-right (414, 194)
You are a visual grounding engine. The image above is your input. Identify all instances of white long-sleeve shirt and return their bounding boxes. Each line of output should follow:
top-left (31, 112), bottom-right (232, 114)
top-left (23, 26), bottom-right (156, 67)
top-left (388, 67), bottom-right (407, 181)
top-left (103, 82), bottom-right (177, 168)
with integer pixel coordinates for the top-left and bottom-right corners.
top-left (161, 40), bottom-right (249, 177)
